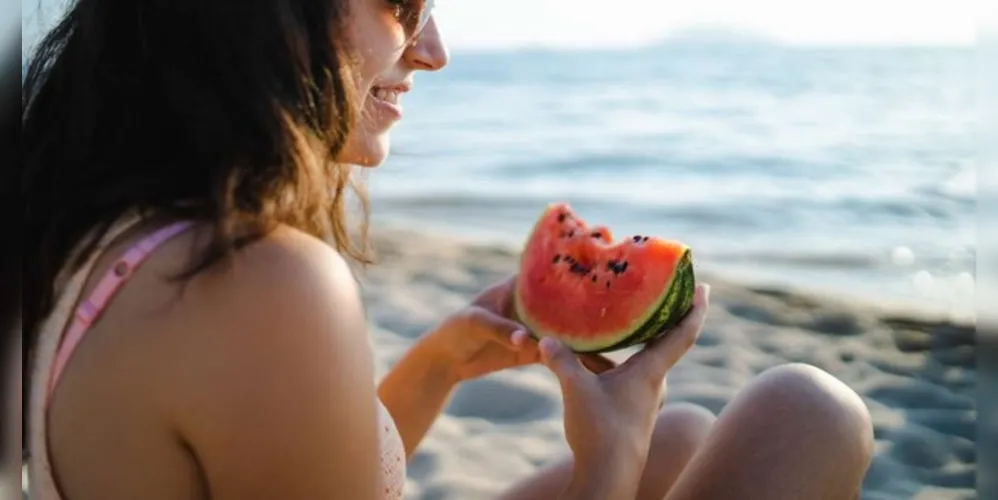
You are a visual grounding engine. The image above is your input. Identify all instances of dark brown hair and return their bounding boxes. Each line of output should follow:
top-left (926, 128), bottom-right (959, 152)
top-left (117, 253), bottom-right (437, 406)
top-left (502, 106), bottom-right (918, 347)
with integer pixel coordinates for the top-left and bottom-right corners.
top-left (21, 0), bottom-right (375, 451)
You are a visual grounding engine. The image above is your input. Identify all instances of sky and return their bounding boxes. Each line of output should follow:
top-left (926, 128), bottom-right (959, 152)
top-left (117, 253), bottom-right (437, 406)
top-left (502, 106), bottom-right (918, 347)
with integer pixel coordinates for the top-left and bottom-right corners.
top-left (18, 0), bottom-right (978, 54)
top-left (430, 0), bottom-right (977, 50)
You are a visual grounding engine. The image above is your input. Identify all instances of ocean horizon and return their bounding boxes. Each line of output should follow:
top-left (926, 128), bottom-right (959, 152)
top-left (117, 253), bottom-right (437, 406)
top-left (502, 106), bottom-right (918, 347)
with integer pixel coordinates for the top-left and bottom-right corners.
top-left (368, 43), bottom-right (975, 318)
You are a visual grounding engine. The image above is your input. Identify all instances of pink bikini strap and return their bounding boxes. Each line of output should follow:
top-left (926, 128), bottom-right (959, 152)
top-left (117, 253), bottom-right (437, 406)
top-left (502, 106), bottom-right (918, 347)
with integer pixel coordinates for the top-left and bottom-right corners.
top-left (47, 221), bottom-right (196, 403)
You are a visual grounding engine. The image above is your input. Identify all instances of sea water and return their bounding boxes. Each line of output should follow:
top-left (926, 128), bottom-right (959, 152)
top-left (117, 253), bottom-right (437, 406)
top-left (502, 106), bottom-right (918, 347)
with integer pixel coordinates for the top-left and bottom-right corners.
top-left (371, 44), bottom-right (975, 316)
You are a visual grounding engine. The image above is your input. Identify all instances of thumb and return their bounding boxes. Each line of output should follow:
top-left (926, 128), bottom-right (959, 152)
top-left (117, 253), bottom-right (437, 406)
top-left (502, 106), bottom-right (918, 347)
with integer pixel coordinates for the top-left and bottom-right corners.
top-left (538, 337), bottom-right (589, 384)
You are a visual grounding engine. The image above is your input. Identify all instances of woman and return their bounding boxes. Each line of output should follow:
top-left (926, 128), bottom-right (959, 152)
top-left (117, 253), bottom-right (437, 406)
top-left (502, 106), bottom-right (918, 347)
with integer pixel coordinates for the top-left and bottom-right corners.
top-left (21, 0), bottom-right (875, 498)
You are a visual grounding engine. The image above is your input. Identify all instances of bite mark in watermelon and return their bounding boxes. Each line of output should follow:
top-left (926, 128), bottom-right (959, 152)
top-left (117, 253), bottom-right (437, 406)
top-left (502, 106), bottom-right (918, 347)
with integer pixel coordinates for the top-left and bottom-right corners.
top-left (513, 203), bottom-right (697, 353)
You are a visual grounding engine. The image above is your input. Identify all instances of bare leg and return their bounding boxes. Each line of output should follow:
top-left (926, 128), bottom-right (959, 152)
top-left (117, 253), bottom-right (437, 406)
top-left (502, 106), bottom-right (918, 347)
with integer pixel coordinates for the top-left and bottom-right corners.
top-left (497, 403), bottom-right (716, 500)
top-left (664, 363), bottom-right (875, 500)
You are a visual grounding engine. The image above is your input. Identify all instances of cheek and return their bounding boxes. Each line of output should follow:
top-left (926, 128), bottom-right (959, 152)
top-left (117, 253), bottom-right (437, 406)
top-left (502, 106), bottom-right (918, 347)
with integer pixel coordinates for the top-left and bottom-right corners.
top-left (350, 6), bottom-right (408, 82)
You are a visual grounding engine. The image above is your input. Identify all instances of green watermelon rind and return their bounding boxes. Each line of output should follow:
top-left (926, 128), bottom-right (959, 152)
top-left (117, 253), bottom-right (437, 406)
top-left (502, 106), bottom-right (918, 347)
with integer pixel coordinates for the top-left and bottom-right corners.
top-left (587, 250), bottom-right (697, 353)
top-left (515, 249), bottom-right (698, 354)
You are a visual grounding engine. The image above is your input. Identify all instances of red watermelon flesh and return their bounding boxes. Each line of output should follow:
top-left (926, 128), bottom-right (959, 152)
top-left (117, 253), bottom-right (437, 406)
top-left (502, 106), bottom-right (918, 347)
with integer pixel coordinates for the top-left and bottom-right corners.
top-left (513, 203), bottom-right (697, 353)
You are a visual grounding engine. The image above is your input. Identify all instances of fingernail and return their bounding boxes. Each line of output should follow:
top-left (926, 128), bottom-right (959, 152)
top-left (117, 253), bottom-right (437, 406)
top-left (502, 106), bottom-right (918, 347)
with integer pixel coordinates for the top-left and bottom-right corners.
top-left (703, 284), bottom-right (711, 300)
top-left (511, 329), bottom-right (527, 344)
top-left (539, 337), bottom-right (557, 355)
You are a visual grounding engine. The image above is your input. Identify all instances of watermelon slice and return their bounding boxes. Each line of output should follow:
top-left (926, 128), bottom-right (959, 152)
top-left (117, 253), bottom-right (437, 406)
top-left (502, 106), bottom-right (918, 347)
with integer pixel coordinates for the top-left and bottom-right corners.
top-left (513, 203), bottom-right (697, 353)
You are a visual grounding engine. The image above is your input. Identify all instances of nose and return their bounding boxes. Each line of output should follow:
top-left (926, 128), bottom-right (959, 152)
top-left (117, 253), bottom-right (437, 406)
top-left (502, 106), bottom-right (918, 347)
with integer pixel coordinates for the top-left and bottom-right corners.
top-left (404, 16), bottom-right (449, 71)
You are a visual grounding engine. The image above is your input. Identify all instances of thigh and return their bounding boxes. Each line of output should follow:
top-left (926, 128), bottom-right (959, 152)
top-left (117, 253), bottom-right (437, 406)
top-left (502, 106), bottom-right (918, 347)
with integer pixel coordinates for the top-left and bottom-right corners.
top-left (663, 364), bottom-right (874, 500)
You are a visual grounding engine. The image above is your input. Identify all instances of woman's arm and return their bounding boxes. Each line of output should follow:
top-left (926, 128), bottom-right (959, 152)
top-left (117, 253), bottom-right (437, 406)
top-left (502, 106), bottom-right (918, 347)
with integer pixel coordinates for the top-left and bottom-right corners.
top-left (375, 278), bottom-right (614, 460)
top-left (377, 340), bottom-right (648, 498)
top-left (377, 336), bottom-right (458, 458)
top-left (558, 445), bottom-right (648, 500)
top-left (375, 295), bottom-right (534, 459)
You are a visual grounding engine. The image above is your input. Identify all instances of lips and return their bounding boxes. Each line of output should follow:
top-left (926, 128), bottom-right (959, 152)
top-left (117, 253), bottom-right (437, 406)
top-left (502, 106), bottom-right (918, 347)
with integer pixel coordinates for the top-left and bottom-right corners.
top-left (370, 82), bottom-right (410, 105)
top-left (368, 83), bottom-right (410, 120)
top-left (371, 86), bottom-right (400, 105)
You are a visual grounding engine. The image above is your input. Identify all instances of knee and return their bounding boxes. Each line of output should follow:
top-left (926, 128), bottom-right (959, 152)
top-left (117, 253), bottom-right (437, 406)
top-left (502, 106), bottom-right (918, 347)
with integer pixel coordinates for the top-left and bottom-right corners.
top-left (748, 363), bottom-right (875, 463)
top-left (653, 402), bottom-right (716, 452)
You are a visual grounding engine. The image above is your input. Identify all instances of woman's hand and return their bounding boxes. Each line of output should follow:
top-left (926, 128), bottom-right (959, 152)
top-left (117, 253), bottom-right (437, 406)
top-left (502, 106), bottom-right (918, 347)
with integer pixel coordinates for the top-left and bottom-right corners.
top-left (545, 284), bottom-right (711, 500)
top-left (422, 276), bottom-right (616, 383)
top-left (380, 275), bottom-right (618, 458)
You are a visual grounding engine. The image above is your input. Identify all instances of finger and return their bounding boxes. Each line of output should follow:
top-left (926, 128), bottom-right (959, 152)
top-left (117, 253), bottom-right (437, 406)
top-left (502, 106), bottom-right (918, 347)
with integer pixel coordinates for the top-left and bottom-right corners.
top-left (517, 342), bottom-right (543, 365)
top-left (459, 346), bottom-right (540, 379)
top-left (623, 284), bottom-right (710, 381)
top-left (467, 307), bottom-right (531, 350)
top-left (511, 329), bottom-right (531, 347)
top-left (641, 283), bottom-right (709, 371)
top-left (538, 337), bottom-right (591, 385)
top-left (578, 352), bottom-right (617, 374)
top-left (472, 275), bottom-right (518, 314)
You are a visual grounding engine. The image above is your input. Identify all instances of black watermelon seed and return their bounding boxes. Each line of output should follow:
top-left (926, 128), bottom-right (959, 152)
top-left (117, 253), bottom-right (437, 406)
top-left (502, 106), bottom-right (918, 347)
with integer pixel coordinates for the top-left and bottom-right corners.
top-left (605, 259), bottom-right (628, 275)
top-left (558, 213), bottom-right (567, 223)
top-left (642, 236), bottom-right (649, 242)
top-left (632, 235), bottom-right (641, 243)
top-left (553, 254), bottom-right (561, 264)
top-left (591, 275), bottom-right (597, 283)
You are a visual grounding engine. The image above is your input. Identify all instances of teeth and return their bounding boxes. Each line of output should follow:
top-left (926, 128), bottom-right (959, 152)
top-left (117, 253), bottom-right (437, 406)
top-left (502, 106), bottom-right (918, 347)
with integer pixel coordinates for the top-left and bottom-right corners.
top-left (373, 87), bottom-right (399, 104)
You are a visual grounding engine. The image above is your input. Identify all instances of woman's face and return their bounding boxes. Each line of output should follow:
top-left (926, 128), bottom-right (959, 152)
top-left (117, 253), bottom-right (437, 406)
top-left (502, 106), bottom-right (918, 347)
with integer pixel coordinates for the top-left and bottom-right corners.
top-left (338, 0), bottom-right (449, 167)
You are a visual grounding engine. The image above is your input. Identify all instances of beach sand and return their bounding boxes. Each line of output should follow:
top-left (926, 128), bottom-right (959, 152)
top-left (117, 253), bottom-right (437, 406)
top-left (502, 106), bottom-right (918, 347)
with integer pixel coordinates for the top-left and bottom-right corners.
top-left (21, 225), bottom-right (977, 500)
top-left (361, 225), bottom-right (977, 500)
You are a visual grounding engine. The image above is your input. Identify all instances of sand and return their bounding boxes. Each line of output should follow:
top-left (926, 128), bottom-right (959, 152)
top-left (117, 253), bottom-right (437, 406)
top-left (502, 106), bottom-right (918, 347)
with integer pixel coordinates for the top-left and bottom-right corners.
top-left (21, 225), bottom-right (977, 500)
top-left (361, 225), bottom-right (977, 500)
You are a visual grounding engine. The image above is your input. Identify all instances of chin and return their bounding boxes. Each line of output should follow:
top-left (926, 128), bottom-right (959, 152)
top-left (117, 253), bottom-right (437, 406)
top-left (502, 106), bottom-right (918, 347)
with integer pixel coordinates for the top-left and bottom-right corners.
top-left (337, 132), bottom-right (391, 167)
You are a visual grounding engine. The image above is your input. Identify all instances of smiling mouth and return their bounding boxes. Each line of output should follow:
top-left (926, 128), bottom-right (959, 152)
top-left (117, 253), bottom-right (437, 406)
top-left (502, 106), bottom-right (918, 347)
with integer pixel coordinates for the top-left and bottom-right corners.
top-left (371, 86), bottom-right (401, 105)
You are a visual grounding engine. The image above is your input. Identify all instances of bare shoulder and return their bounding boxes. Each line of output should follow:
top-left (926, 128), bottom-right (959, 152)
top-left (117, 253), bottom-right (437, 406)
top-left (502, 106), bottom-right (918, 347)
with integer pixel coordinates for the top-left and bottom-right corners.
top-left (173, 224), bottom-right (371, 371)
top-left (201, 224), bottom-right (362, 306)
top-left (165, 225), bottom-right (381, 499)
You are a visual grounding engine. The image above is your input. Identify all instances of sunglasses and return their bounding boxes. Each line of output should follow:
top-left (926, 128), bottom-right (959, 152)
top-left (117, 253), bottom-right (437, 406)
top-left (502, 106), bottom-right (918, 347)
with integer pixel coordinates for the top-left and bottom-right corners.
top-left (393, 0), bottom-right (436, 41)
